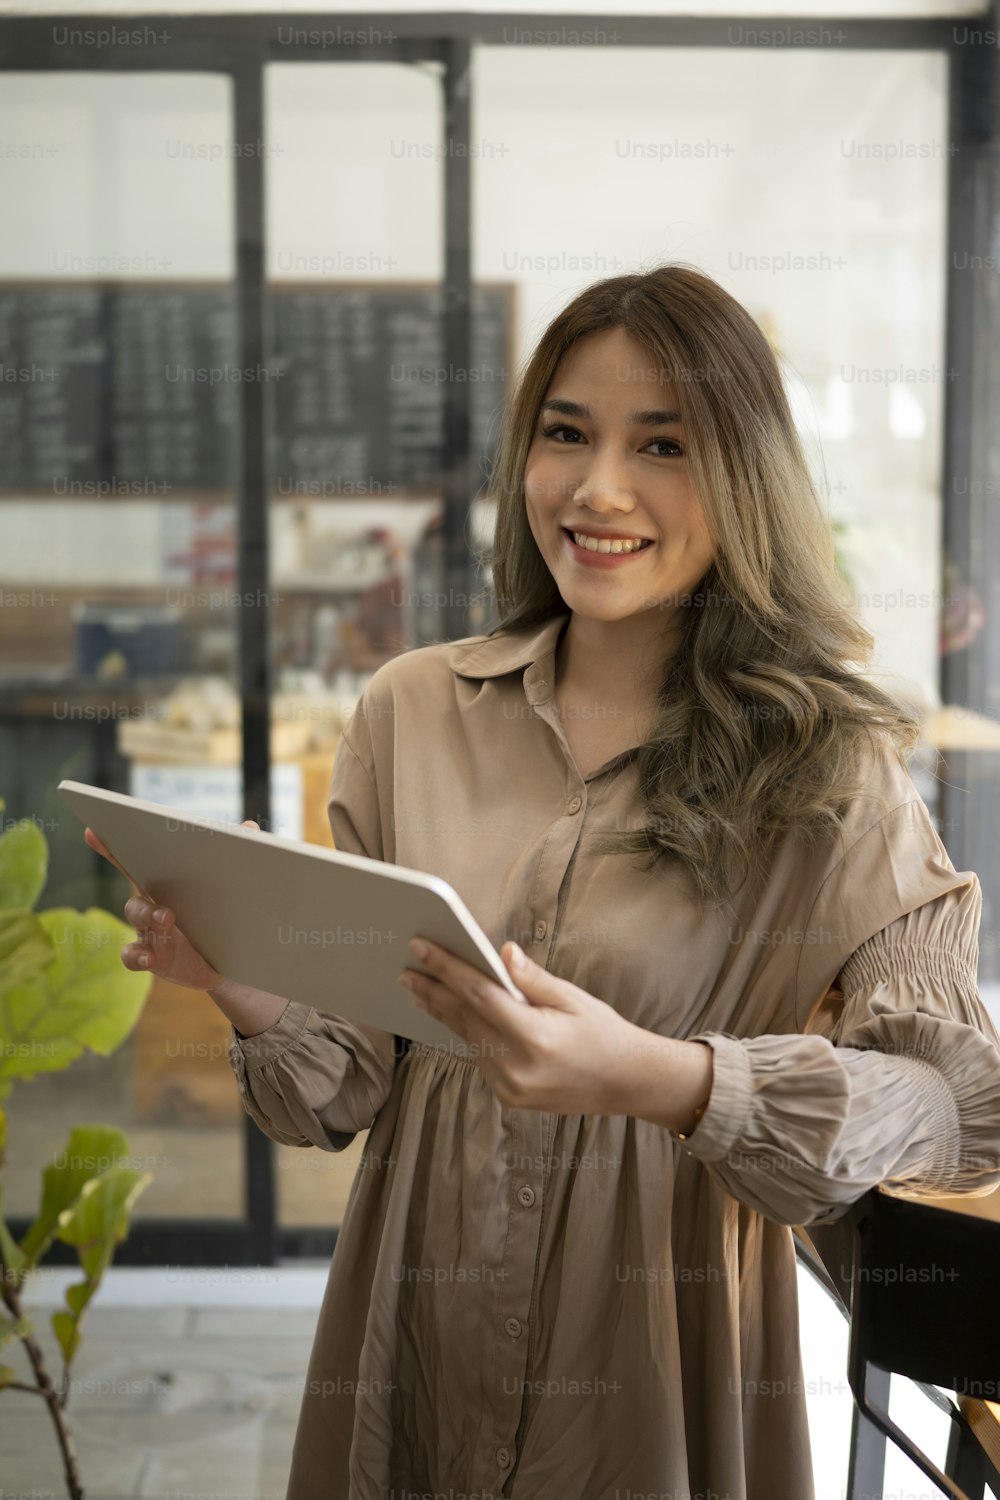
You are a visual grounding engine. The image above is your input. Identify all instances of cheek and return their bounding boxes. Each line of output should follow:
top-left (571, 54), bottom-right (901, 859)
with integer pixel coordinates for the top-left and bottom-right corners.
top-left (521, 483), bottom-right (546, 554)
top-left (522, 467), bottom-right (543, 513)
top-left (523, 451), bottom-right (562, 509)
top-left (676, 484), bottom-right (711, 546)
top-left (523, 471), bottom-right (558, 547)
top-left (690, 519), bottom-right (716, 573)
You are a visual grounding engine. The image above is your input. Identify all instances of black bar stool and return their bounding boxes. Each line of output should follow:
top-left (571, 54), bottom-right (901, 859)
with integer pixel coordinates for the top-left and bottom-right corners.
top-left (795, 1187), bottom-right (1000, 1499)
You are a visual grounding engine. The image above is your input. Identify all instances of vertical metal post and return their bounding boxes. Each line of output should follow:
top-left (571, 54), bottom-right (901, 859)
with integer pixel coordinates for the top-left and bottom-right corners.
top-left (441, 39), bottom-right (474, 643)
top-left (233, 45), bottom-right (278, 1265)
top-left (945, 1418), bottom-right (989, 1500)
top-left (845, 1364), bottom-right (891, 1500)
top-left (939, 40), bottom-right (995, 876)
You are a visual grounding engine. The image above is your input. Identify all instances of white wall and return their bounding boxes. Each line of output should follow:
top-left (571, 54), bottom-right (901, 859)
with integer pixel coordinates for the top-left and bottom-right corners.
top-left (465, 46), bottom-right (949, 710)
top-left (0, 50), bottom-right (950, 707)
top-left (0, 0), bottom-right (990, 16)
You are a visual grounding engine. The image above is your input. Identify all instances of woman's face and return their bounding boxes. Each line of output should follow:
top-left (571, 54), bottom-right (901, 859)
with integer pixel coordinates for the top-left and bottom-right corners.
top-left (523, 326), bottom-right (716, 623)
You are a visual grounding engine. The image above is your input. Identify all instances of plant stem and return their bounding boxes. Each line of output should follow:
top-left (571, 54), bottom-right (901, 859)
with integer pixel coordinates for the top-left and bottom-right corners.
top-left (1, 1260), bottom-right (85, 1500)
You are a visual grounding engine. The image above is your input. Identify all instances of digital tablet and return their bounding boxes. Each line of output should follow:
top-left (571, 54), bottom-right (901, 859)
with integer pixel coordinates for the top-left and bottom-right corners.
top-left (57, 778), bottom-right (527, 1054)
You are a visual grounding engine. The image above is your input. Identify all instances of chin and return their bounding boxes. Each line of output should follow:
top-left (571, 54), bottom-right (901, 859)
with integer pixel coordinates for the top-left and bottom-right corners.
top-left (559, 590), bottom-right (647, 622)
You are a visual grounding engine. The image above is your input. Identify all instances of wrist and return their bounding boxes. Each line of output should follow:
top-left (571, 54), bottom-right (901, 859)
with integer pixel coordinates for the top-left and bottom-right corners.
top-left (612, 1029), bottom-right (714, 1135)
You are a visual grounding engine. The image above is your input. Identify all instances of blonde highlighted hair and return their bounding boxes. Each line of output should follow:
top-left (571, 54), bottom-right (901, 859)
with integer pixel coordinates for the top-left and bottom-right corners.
top-left (476, 263), bottom-right (922, 909)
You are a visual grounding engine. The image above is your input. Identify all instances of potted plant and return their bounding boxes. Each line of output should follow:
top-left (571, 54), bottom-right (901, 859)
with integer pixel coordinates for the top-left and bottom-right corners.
top-left (0, 797), bottom-right (153, 1500)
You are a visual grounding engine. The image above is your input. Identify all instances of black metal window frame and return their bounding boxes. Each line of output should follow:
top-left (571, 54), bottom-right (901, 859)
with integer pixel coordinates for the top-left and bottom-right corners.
top-left (0, 10), bottom-right (994, 1272)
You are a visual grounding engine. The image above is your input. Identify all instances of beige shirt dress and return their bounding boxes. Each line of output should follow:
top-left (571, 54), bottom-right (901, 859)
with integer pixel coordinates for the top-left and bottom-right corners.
top-left (227, 608), bottom-right (1000, 1500)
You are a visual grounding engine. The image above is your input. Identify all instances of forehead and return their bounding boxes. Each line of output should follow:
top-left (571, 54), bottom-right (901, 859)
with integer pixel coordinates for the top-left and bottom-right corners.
top-left (547, 327), bottom-right (676, 402)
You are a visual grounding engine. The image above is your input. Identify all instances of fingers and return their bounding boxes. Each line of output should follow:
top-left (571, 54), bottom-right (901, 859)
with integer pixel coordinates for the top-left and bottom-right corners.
top-left (84, 826), bottom-right (152, 902)
top-left (122, 897), bottom-right (174, 973)
top-left (401, 939), bottom-right (529, 1051)
top-left (85, 825), bottom-right (130, 875)
top-left (121, 939), bottom-right (155, 972)
top-left (124, 894), bottom-right (173, 935)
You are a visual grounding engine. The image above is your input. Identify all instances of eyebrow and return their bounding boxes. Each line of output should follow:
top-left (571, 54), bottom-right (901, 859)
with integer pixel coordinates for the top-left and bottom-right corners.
top-left (540, 398), bottom-right (682, 427)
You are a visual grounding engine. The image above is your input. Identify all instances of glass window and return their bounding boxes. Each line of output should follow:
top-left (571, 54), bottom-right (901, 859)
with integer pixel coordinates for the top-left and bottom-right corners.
top-left (264, 60), bottom-right (446, 1229)
top-left (0, 72), bottom-right (249, 1223)
top-left (14, 1), bottom-right (994, 17)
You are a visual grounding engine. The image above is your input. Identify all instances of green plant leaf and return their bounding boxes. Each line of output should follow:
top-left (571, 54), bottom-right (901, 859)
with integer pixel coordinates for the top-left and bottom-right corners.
top-left (0, 1310), bottom-right (33, 1348)
top-left (0, 1184), bottom-right (27, 1278)
top-left (51, 1166), bottom-right (152, 1364)
top-left (0, 1220), bottom-right (25, 1277)
top-left (0, 909), bottom-right (55, 1002)
top-left (0, 817), bottom-right (48, 913)
top-left (56, 1165), bottom-right (151, 1272)
top-left (51, 1310), bottom-right (75, 1364)
top-left (19, 1125), bottom-right (132, 1268)
top-left (0, 908), bottom-right (149, 1088)
top-left (0, 1363), bottom-right (17, 1389)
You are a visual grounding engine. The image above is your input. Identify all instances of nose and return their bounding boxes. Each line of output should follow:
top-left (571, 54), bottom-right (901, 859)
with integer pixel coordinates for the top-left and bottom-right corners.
top-left (571, 473), bottom-right (636, 512)
top-left (568, 447), bottom-right (638, 511)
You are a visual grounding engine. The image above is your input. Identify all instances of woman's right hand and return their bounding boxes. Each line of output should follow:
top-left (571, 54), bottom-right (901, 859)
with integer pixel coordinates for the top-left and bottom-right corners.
top-left (84, 821), bottom-right (261, 993)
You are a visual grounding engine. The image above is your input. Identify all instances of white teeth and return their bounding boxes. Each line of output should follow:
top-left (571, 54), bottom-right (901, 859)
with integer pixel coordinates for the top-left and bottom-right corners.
top-left (570, 530), bottom-right (651, 555)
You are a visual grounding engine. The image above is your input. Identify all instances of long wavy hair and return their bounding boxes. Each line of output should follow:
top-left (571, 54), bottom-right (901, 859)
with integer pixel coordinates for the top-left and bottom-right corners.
top-left (475, 263), bottom-right (923, 911)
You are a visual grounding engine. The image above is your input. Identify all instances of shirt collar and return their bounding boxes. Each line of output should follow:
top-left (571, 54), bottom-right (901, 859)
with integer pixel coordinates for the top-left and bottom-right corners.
top-left (449, 608), bottom-right (639, 770)
top-left (448, 610), bottom-right (571, 683)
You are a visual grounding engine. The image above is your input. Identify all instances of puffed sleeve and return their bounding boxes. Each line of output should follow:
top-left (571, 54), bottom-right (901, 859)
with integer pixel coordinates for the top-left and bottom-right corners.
top-left (679, 797), bottom-right (1000, 1229)
top-left (226, 699), bottom-right (401, 1151)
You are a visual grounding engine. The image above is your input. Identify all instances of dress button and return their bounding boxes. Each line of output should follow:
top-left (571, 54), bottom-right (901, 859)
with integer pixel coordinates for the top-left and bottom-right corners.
top-left (517, 1185), bottom-right (535, 1208)
top-left (567, 794), bottom-right (582, 814)
top-left (497, 1446), bottom-right (511, 1467)
top-left (505, 1316), bottom-right (522, 1338)
top-left (534, 920), bottom-right (547, 941)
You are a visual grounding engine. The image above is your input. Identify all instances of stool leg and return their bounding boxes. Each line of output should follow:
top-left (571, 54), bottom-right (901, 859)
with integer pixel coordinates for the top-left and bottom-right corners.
top-left (946, 1418), bottom-right (988, 1500)
top-left (847, 1362), bottom-right (889, 1500)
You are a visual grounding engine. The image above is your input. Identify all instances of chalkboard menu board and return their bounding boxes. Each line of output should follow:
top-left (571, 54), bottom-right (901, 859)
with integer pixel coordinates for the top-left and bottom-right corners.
top-left (110, 287), bottom-right (237, 490)
top-left (0, 282), bottom-right (513, 496)
top-left (271, 285), bottom-right (511, 493)
top-left (0, 285), bottom-right (108, 491)
top-left (0, 284), bottom-right (236, 493)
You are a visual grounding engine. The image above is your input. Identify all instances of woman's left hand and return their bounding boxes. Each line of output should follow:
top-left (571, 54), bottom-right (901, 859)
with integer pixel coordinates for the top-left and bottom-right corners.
top-left (397, 936), bottom-right (660, 1114)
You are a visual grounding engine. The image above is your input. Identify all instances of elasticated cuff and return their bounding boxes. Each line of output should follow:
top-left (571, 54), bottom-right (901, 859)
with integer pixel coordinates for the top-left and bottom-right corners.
top-left (230, 998), bottom-right (310, 1068)
top-left (674, 1032), bottom-right (753, 1162)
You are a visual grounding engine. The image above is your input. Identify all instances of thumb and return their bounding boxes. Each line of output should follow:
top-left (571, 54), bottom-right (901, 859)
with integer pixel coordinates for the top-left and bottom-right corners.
top-left (502, 942), bottom-right (577, 1010)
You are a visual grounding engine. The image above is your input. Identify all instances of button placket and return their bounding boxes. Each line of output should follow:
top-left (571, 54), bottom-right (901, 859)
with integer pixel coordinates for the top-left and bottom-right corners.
top-left (521, 671), bottom-right (589, 968)
top-left (490, 1102), bottom-right (546, 1486)
top-left (485, 662), bottom-right (580, 1485)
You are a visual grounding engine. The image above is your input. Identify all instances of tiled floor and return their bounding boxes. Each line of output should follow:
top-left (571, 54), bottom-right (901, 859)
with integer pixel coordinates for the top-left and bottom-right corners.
top-left (2, 1266), bottom-right (329, 1500)
top-left (2, 1262), bottom-right (959, 1500)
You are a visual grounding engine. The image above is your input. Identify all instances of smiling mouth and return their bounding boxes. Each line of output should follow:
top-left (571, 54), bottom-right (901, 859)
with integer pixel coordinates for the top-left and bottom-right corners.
top-left (562, 527), bottom-right (654, 556)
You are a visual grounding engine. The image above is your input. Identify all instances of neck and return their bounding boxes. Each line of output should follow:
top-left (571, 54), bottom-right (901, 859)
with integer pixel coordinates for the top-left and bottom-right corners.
top-left (554, 609), bottom-right (682, 710)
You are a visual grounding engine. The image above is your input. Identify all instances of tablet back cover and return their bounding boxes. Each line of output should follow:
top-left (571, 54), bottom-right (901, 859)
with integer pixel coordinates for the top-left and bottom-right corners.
top-left (58, 778), bottom-right (511, 1054)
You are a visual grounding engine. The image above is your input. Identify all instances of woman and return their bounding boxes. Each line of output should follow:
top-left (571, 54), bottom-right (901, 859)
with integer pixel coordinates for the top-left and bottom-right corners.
top-left (94, 264), bottom-right (1000, 1500)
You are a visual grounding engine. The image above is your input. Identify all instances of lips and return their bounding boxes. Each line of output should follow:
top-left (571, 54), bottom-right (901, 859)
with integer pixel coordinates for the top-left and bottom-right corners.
top-left (562, 527), bottom-right (653, 544)
top-left (562, 527), bottom-right (656, 567)
top-left (562, 527), bottom-right (654, 554)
